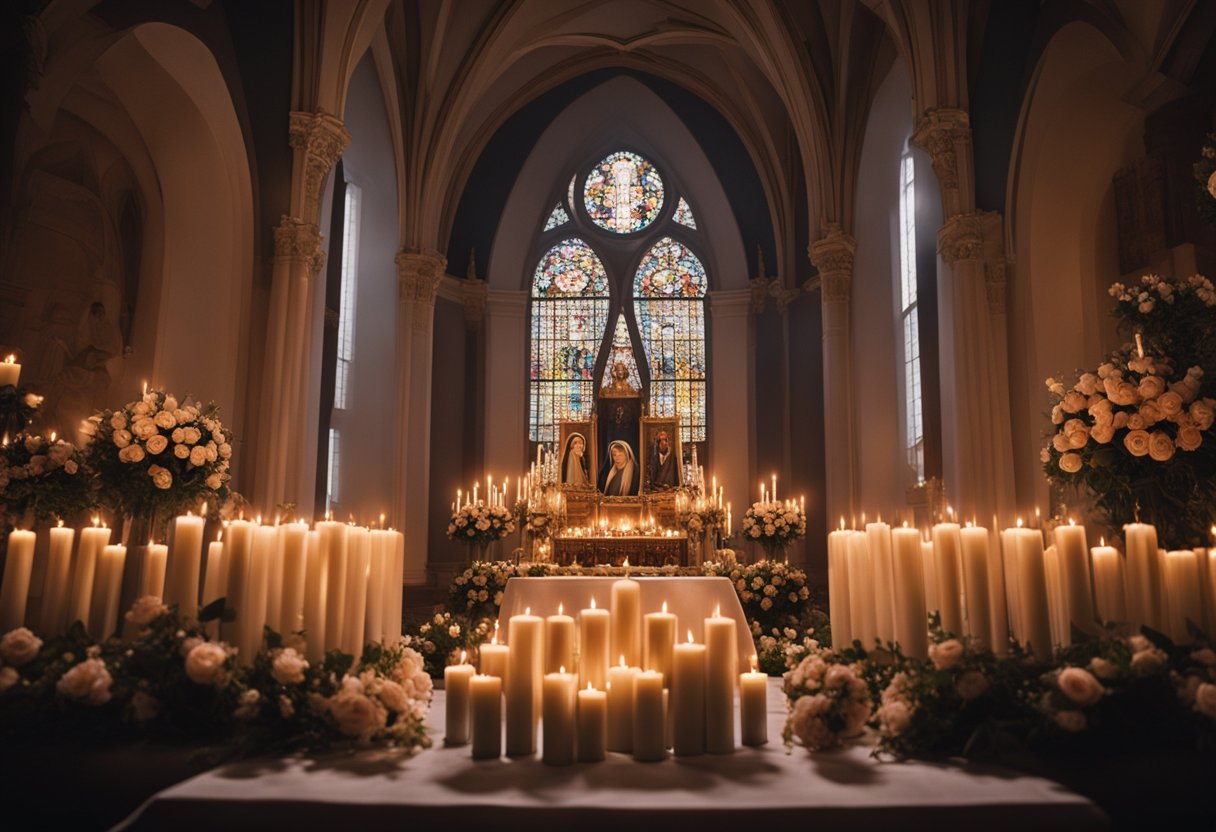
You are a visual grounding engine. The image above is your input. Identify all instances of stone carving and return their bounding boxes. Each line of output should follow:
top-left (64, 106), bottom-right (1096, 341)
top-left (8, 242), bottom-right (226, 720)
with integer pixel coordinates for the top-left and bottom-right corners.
top-left (808, 224), bottom-right (857, 305)
top-left (288, 111), bottom-right (350, 221)
top-left (937, 212), bottom-right (984, 265)
top-left (749, 276), bottom-right (771, 314)
top-left (911, 109), bottom-right (970, 194)
top-left (273, 216), bottom-right (325, 276)
top-left (462, 277), bottom-right (488, 331)
top-left (396, 250), bottom-right (446, 332)
top-left (985, 258), bottom-right (1008, 315)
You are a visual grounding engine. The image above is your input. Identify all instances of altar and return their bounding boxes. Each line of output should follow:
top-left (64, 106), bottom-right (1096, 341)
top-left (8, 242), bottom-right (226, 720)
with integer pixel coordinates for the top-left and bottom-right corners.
top-left (551, 532), bottom-right (688, 567)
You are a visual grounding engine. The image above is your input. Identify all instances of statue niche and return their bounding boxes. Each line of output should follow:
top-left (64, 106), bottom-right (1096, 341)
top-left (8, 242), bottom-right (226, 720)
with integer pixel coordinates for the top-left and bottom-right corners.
top-left (596, 361), bottom-right (641, 497)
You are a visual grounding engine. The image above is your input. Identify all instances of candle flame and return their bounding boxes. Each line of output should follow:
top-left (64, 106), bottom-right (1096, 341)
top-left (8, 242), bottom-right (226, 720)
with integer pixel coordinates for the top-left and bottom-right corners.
top-left (142, 380), bottom-right (147, 396)
top-left (49, 431), bottom-right (56, 442)
top-left (558, 602), bottom-right (564, 615)
top-left (662, 601), bottom-right (668, 614)
top-left (3, 354), bottom-right (13, 363)
top-left (619, 655), bottom-right (626, 667)
top-left (750, 654), bottom-right (758, 673)
top-left (839, 516), bottom-right (845, 530)
top-left (560, 665), bottom-right (566, 674)
top-left (587, 682), bottom-right (593, 691)
top-left (460, 650), bottom-right (467, 664)
top-left (525, 607), bottom-right (531, 616)
top-left (590, 597), bottom-right (597, 609)
top-left (1068, 517), bottom-right (1076, 526)
top-left (903, 520), bottom-right (909, 528)
top-left (1099, 536), bottom-right (1105, 546)
top-left (255, 514), bottom-right (262, 525)
top-left (92, 516), bottom-right (100, 527)
top-left (947, 505), bottom-right (955, 519)
top-left (686, 630), bottom-right (694, 643)
top-left (57, 519), bottom-right (64, 528)
top-left (623, 558), bottom-right (630, 568)
top-left (1017, 517), bottom-right (1024, 528)
top-left (714, 604), bottom-right (720, 618)
top-left (492, 622), bottom-right (499, 644)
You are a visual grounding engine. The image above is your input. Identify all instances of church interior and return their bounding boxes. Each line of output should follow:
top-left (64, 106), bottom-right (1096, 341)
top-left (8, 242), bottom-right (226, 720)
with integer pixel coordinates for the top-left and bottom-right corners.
top-left (1, 1), bottom-right (1215, 828)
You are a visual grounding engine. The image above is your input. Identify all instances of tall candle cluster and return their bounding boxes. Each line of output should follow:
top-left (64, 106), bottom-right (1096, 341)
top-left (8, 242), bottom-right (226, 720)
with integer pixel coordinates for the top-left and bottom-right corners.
top-left (445, 578), bottom-right (767, 764)
top-left (0, 515), bottom-right (405, 663)
top-left (828, 514), bottom-right (1216, 659)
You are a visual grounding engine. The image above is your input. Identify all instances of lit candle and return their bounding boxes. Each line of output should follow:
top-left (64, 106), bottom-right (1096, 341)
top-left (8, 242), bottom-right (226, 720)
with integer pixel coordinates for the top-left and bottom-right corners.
top-left (1163, 550), bottom-right (1202, 644)
top-left (1090, 540), bottom-right (1125, 625)
top-left (827, 523), bottom-right (853, 649)
top-left (445, 651), bottom-right (475, 745)
top-left (704, 607), bottom-right (736, 754)
top-left (610, 577), bottom-right (641, 667)
top-left (0, 354), bottom-right (20, 387)
top-left (865, 521), bottom-right (895, 646)
top-left (931, 522), bottom-right (964, 637)
top-left (959, 524), bottom-right (992, 648)
top-left (90, 544), bottom-right (127, 638)
top-left (317, 519), bottom-right (349, 653)
top-left (164, 513), bottom-right (205, 617)
top-left (1124, 523), bottom-right (1162, 631)
top-left (921, 538), bottom-right (939, 617)
top-left (264, 523), bottom-right (285, 635)
top-left (505, 609), bottom-right (543, 756)
top-left (69, 522), bottom-right (110, 632)
top-left (364, 528), bottom-right (388, 644)
top-left (201, 536), bottom-right (224, 636)
top-left (579, 599), bottom-right (609, 690)
top-left (219, 519), bottom-right (255, 649)
top-left (386, 529), bottom-right (405, 638)
top-left (479, 623), bottom-right (509, 681)
top-left (279, 522), bottom-right (309, 638)
top-left (631, 669), bottom-right (666, 762)
top-left (545, 603), bottom-right (575, 674)
top-left (140, 543), bottom-right (168, 599)
top-left (341, 525), bottom-right (370, 657)
top-left (606, 657), bottom-right (638, 753)
top-left (1043, 544), bottom-right (1066, 648)
top-left (302, 528), bottom-right (326, 660)
top-left (470, 674), bottom-right (503, 760)
top-left (1053, 521), bottom-right (1096, 640)
top-left (0, 529), bottom-right (36, 632)
top-left (846, 532), bottom-right (875, 648)
top-left (642, 601), bottom-right (677, 685)
top-left (577, 683), bottom-right (607, 762)
top-left (542, 666), bottom-right (577, 765)
top-left (739, 655), bottom-right (768, 746)
top-left (671, 632), bottom-right (706, 756)
top-left (890, 526), bottom-right (928, 658)
top-left (987, 518), bottom-right (1010, 654)
top-left (238, 524), bottom-right (276, 663)
top-left (1008, 523), bottom-right (1052, 660)
top-left (39, 523), bottom-right (76, 635)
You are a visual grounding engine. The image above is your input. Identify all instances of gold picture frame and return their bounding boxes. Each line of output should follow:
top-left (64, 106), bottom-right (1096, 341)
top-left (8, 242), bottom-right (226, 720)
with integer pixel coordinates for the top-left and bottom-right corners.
top-left (558, 419), bottom-right (596, 491)
top-left (640, 416), bottom-right (682, 494)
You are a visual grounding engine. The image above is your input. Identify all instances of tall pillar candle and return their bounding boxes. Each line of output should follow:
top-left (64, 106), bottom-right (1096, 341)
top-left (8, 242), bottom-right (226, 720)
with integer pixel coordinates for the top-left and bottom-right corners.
top-left (610, 578), bottom-right (641, 667)
top-left (278, 522), bottom-right (308, 637)
top-left (140, 543), bottom-right (168, 599)
top-left (237, 525), bottom-right (275, 663)
top-left (865, 521), bottom-right (896, 644)
top-left (827, 528), bottom-right (854, 650)
top-left (317, 520), bottom-right (349, 652)
top-left (264, 526), bottom-right (285, 633)
top-left (986, 527), bottom-right (1011, 654)
top-left (545, 604), bottom-right (575, 674)
top-left (200, 538), bottom-right (224, 637)
top-left (632, 670), bottom-right (666, 762)
top-left (739, 657), bottom-right (767, 746)
top-left (890, 527), bottom-right (928, 658)
top-left (302, 529), bottom-right (326, 660)
top-left (1010, 527), bottom-right (1052, 660)
top-left (68, 524), bottom-right (110, 631)
top-left (846, 532), bottom-right (875, 648)
top-left (671, 634), bottom-right (706, 756)
top-left (219, 520), bottom-right (255, 647)
top-left (921, 539), bottom-right (939, 617)
top-left (39, 524), bottom-right (76, 635)
top-left (577, 683), bottom-right (607, 762)
top-left (479, 630), bottom-right (509, 682)
top-left (999, 530), bottom-right (1024, 643)
top-left (1124, 523), bottom-right (1162, 631)
top-left (958, 525), bottom-right (992, 647)
top-left (542, 668), bottom-right (577, 765)
top-left (1043, 544), bottom-right (1067, 648)
top-left (341, 526), bottom-right (370, 657)
top-left (1090, 543), bottom-right (1126, 624)
top-left (579, 602), bottom-right (610, 690)
top-left (470, 674), bottom-right (503, 759)
top-left (364, 529), bottom-right (388, 644)
top-left (164, 514), bottom-right (205, 617)
top-left (0, 530), bottom-right (36, 632)
top-left (704, 610), bottom-right (736, 754)
top-left (1054, 522), bottom-right (1096, 639)
top-left (386, 529), bottom-right (405, 638)
top-left (90, 545), bottom-right (127, 638)
top-left (445, 653), bottom-right (475, 745)
top-left (642, 602), bottom-right (676, 685)
top-left (505, 610), bottom-right (543, 755)
top-left (606, 659), bottom-right (638, 752)
top-left (1163, 550), bottom-right (1202, 644)
top-left (931, 523), bottom-right (964, 637)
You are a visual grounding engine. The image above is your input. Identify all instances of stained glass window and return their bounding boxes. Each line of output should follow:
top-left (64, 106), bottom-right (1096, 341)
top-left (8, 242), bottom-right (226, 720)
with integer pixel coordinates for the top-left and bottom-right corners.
top-left (607, 312), bottom-right (642, 391)
top-left (634, 237), bottom-right (708, 443)
top-left (673, 197), bottom-right (696, 229)
top-left (544, 202), bottom-right (570, 231)
top-left (584, 151), bottom-right (664, 234)
top-left (529, 239), bottom-right (610, 443)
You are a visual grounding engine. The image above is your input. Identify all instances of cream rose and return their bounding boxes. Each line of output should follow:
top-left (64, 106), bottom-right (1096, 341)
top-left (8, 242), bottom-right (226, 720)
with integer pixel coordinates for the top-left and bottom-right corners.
top-left (0, 666), bottom-right (18, 691)
top-left (1057, 667), bottom-right (1104, 706)
top-left (1137, 375), bottom-right (1165, 400)
top-left (0, 627), bottom-right (43, 666)
top-left (1123, 429), bottom-right (1151, 457)
top-left (1113, 410), bottom-right (1130, 429)
top-left (1126, 413), bottom-right (1146, 431)
top-left (877, 699), bottom-right (911, 736)
top-left (189, 446), bottom-right (208, 466)
top-left (1052, 433), bottom-right (1071, 453)
top-left (1058, 452), bottom-right (1082, 473)
top-left (271, 648), bottom-right (309, 685)
top-left (328, 679), bottom-right (387, 740)
top-left (1148, 431), bottom-right (1175, 462)
top-left (148, 465), bottom-right (173, 489)
top-left (112, 429), bottom-right (131, 449)
top-left (206, 473), bottom-right (222, 490)
top-left (56, 658), bottom-right (113, 705)
top-left (185, 642), bottom-right (228, 685)
top-left (1053, 709), bottom-right (1087, 732)
top-left (174, 444), bottom-right (190, 459)
top-left (1090, 423), bottom-right (1115, 444)
top-left (145, 434), bottom-right (168, 455)
top-left (154, 410), bottom-right (176, 430)
top-left (182, 426), bottom-right (202, 444)
top-left (1195, 683), bottom-right (1216, 719)
top-left (1088, 657), bottom-right (1117, 679)
top-left (1190, 398), bottom-right (1215, 430)
top-left (1156, 390), bottom-right (1183, 417)
top-left (125, 596), bottom-right (168, 628)
top-left (1131, 647), bottom-right (1167, 675)
top-left (1076, 373), bottom-right (1099, 395)
top-left (1062, 391), bottom-right (1087, 413)
top-left (132, 418), bottom-right (158, 440)
top-left (110, 412), bottom-right (127, 430)
top-left (118, 444), bottom-right (146, 464)
top-left (1177, 425), bottom-right (1202, 452)
top-left (955, 670), bottom-right (989, 701)
top-left (929, 639), bottom-right (964, 670)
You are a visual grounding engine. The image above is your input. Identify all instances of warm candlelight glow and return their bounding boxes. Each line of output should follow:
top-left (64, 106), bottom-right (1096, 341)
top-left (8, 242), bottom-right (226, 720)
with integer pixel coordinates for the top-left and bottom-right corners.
top-left (590, 597), bottom-right (597, 609)
top-left (460, 650), bottom-right (467, 664)
top-left (49, 431), bottom-right (56, 442)
top-left (492, 622), bottom-right (499, 644)
top-left (661, 600), bottom-right (668, 614)
top-left (560, 665), bottom-right (566, 674)
top-left (526, 607), bottom-right (531, 615)
top-left (619, 654), bottom-right (626, 667)
top-left (57, 519), bottom-right (64, 528)
top-left (1017, 517), bottom-right (1025, 528)
top-left (558, 602), bottom-right (564, 615)
top-left (686, 630), bottom-right (694, 643)
top-left (750, 654), bottom-right (758, 673)
top-left (1099, 536), bottom-right (1105, 547)
top-left (1135, 331), bottom-right (1145, 359)
top-left (142, 380), bottom-right (147, 396)
top-left (1068, 517), bottom-right (1076, 526)
top-left (3, 355), bottom-right (13, 363)
top-left (713, 604), bottom-right (720, 618)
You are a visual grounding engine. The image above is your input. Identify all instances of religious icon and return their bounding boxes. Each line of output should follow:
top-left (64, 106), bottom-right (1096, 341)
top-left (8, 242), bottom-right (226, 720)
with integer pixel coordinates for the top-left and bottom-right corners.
top-left (640, 416), bottom-right (682, 494)
top-left (599, 439), bottom-right (639, 496)
top-left (560, 432), bottom-right (591, 486)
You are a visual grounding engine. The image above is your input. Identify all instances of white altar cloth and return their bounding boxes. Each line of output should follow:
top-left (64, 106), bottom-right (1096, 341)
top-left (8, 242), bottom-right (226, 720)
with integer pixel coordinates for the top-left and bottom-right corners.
top-left (119, 680), bottom-right (1107, 831)
top-left (499, 576), bottom-right (755, 666)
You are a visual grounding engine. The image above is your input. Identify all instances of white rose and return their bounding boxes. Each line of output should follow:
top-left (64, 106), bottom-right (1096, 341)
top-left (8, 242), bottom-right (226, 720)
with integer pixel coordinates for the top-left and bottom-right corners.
top-left (1058, 452), bottom-right (1083, 474)
top-left (1195, 683), bottom-right (1216, 719)
top-left (1190, 398), bottom-right (1215, 430)
top-left (327, 679), bottom-right (387, 740)
top-left (111, 429), bottom-right (131, 450)
top-left (0, 666), bottom-right (18, 692)
top-left (171, 428), bottom-right (185, 443)
top-left (154, 410), bottom-right (176, 430)
top-left (174, 444), bottom-right (190, 459)
top-left (1131, 647), bottom-right (1167, 675)
top-left (1123, 429), bottom-right (1151, 457)
top-left (1147, 431), bottom-right (1175, 462)
top-left (189, 446), bottom-right (208, 466)
top-left (0, 627), bottom-right (43, 666)
top-left (1176, 425), bottom-right (1202, 452)
top-left (206, 474), bottom-right (222, 490)
top-left (110, 413), bottom-right (127, 430)
top-left (877, 699), bottom-right (911, 736)
top-left (56, 658), bottom-right (113, 705)
top-left (1088, 657), bottom-right (1118, 679)
top-left (145, 434), bottom-right (168, 455)
top-left (219, 443), bottom-right (232, 459)
top-left (271, 648), bottom-right (309, 685)
top-left (1053, 709), bottom-right (1087, 732)
top-left (148, 465), bottom-right (173, 489)
top-left (376, 679), bottom-right (409, 713)
top-left (118, 444), bottom-right (146, 464)
top-left (162, 396), bottom-right (179, 412)
top-left (929, 639), bottom-right (964, 670)
top-left (1090, 423), bottom-right (1115, 444)
top-left (185, 642), bottom-right (228, 685)
top-left (183, 427), bottom-right (202, 444)
top-left (1057, 667), bottom-right (1104, 706)
top-left (1157, 390), bottom-right (1183, 417)
top-left (1137, 376), bottom-right (1165, 400)
top-left (125, 596), bottom-right (168, 628)
top-left (132, 418), bottom-right (158, 440)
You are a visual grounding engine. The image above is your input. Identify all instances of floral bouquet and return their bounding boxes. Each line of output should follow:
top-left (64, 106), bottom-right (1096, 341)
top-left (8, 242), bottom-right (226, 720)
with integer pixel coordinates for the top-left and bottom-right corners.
top-left (755, 625), bottom-right (820, 676)
top-left (1042, 275), bottom-right (1216, 547)
top-left (782, 646), bottom-right (872, 752)
top-left (0, 433), bottom-right (92, 522)
top-left (703, 558), bottom-right (812, 634)
top-left (523, 507), bottom-right (552, 539)
top-left (446, 502), bottom-right (516, 549)
top-left (677, 504), bottom-right (725, 545)
top-left (449, 560), bottom-right (525, 622)
top-left (741, 499), bottom-right (806, 558)
top-left (402, 612), bottom-right (493, 678)
top-left (1193, 133), bottom-right (1216, 224)
top-left (82, 389), bottom-right (232, 523)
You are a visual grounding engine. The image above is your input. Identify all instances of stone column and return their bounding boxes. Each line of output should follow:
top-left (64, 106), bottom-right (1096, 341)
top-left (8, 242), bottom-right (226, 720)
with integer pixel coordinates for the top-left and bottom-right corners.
top-left (394, 250), bottom-right (445, 584)
top-left (707, 289), bottom-right (752, 529)
top-left (483, 290), bottom-right (528, 481)
top-left (808, 224), bottom-right (858, 526)
top-left (255, 111), bottom-right (348, 512)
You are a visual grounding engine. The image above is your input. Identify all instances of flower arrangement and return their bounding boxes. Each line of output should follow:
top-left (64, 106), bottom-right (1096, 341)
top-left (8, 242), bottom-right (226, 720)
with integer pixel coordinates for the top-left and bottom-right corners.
top-left (677, 504), bottom-right (725, 545)
top-left (755, 625), bottom-right (820, 676)
top-left (702, 559), bottom-right (812, 634)
top-left (523, 507), bottom-right (552, 539)
top-left (782, 648), bottom-right (872, 752)
top-left (741, 499), bottom-right (807, 557)
top-left (1042, 274), bottom-right (1216, 546)
top-left (0, 386), bottom-right (42, 439)
top-left (0, 433), bottom-right (92, 522)
top-left (82, 389), bottom-right (232, 522)
top-left (446, 502), bottom-right (517, 548)
top-left (449, 560), bottom-right (524, 622)
top-left (0, 599), bottom-right (432, 756)
top-left (1193, 133), bottom-right (1216, 223)
top-left (402, 612), bottom-right (493, 678)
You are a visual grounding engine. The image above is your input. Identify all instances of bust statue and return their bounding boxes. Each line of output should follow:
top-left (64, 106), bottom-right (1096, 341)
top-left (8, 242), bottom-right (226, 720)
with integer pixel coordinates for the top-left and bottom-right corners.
top-left (600, 361), bottom-right (638, 398)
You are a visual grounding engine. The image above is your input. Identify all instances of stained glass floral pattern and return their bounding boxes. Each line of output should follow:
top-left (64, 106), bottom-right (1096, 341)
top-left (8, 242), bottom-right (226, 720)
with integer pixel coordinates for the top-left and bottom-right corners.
top-left (673, 197), bottom-right (697, 229)
top-left (543, 202), bottom-right (570, 231)
top-left (607, 312), bottom-right (642, 391)
top-left (584, 151), bottom-right (664, 234)
top-left (634, 237), bottom-right (708, 443)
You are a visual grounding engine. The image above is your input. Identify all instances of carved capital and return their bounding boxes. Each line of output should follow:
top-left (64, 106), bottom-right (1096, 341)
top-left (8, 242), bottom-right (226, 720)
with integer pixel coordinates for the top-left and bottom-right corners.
top-left (770, 284), bottom-right (801, 313)
top-left (911, 108), bottom-right (970, 194)
top-left (462, 277), bottom-right (488, 330)
top-left (395, 249), bottom-right (447, 307)
top-left (273, 216), bottom-right (325, 276)
top-left (808, 224), bottom-right (856, 305)
top-left (749, 276), bottom-right (772, 314)
top-left (937, 212), bottom-right (985, 265)
top-left (289, 111), bottom-right (350, 221)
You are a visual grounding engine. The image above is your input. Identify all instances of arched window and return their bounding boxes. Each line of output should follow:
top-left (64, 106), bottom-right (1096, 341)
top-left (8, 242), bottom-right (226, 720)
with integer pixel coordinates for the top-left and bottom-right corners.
top-left (529, 238), bottom-right (609, 443)
top-left (634, 237), bottom-right (708, 443)
top-left (527, 151), bottom-right (710, 448)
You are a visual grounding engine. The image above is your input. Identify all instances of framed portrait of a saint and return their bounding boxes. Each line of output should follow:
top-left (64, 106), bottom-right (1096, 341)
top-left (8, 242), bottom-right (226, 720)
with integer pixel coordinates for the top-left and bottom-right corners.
top-left (558, 419), bottom-right (596, 491)
top-left (640, 416), bottom-right (682, 493)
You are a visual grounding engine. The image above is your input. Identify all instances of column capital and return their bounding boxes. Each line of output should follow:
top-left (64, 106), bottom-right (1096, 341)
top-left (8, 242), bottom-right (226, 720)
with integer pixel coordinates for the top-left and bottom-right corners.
top-left (288, 110), bottom-right (350, 221)
top-left (395, 249), bottom-right (447, 304)
top-left (461, 277), bottom-right (488, 330)
top-left (749, 277), bottom-right (772, 314)
top-left (770, 284), bottom-right (801, 313)
top-left (272, 216), bottom-right (325, 276)
top-left (911, 108), bottom-right (971, 195)
top-left (937, 211), bottom-right (986, 265)
top-left (808, 224), bottom-right (857, 305)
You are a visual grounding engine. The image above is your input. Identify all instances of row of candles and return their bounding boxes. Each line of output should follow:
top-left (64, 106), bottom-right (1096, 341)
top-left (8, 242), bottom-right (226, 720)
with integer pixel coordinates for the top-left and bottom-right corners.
top-left (828, 513), bottom-right (1216, 659)
top-left (442, 578), bottom-right (767, 763)
top-left (0, 515), bottom-right (405, 662)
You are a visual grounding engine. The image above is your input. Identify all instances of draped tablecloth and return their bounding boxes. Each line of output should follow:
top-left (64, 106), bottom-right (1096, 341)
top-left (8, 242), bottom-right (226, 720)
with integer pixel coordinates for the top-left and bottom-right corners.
top-left (499, 576), bottom-right (755, 667)
top-left (119, 680), bottom-right (1108, 831)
